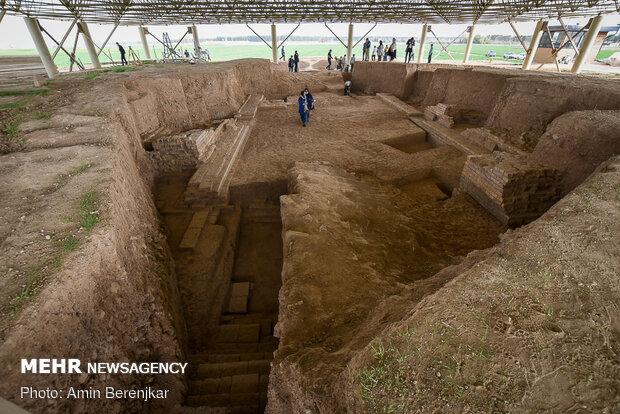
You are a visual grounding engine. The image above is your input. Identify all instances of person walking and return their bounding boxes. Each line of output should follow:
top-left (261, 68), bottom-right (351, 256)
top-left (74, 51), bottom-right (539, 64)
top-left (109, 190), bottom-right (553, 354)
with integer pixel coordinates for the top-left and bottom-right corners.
top-left (428, 43), bottom-right (434, 63)
top-left (405, 37), bottom-right (415, 63)
top-left (288, 55), bottom-right (294, 72)
top-left (327, 49), bottom-right (333, 70)
top-left (280, 46), bottom-right (286, 61)
top-left (116, 42), bottom-right (128, 66)
top-left (298, 88), bottom-right (314, 127)
top-left (294, 51), bottom-right (300, 72)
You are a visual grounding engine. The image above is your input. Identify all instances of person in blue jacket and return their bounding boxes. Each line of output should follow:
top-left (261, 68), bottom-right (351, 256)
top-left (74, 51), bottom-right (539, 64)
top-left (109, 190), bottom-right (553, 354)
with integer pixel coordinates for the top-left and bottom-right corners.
top-left (298, 88), bottom-right (314, 127)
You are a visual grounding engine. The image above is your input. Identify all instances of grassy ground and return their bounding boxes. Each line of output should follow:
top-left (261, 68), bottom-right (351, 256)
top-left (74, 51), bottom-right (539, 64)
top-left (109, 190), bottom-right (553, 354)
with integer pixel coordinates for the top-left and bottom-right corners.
top-left (2, 42), bottom-right (618, 69)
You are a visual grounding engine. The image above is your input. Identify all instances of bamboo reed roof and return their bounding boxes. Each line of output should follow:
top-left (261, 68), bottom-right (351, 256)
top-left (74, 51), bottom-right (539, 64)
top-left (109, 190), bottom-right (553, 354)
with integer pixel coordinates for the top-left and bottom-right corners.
top-left (2, 0), bottom-right (618, 25)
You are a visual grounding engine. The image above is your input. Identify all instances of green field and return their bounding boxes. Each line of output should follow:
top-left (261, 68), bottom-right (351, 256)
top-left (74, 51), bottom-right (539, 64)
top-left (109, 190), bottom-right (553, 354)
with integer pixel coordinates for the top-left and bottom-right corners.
top-left (1, 42), bottom-right (617, 69)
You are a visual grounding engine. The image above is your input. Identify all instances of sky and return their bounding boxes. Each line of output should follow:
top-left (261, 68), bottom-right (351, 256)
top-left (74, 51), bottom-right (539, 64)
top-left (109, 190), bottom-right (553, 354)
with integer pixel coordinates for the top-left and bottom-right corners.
top-left (0, 13), bottom-right (619, 50)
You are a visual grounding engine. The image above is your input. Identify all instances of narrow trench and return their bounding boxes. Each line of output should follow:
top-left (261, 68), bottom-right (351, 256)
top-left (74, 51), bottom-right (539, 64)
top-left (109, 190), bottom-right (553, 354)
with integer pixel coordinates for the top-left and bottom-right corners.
top-left (153, 172), bottom-right (283, 412)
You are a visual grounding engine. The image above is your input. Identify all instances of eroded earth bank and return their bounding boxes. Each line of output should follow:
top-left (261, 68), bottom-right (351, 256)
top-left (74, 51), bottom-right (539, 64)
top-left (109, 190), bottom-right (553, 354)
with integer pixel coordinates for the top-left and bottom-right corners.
top-left (0, 59), bottom-right (618, 413)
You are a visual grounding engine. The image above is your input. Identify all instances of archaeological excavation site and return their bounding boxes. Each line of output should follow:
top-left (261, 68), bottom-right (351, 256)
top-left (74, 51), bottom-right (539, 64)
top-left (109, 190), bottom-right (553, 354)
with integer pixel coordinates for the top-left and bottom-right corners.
top-left (0, 57), bottom-right (618, 413)
top-left (1, 2), bottom-right (620, 413)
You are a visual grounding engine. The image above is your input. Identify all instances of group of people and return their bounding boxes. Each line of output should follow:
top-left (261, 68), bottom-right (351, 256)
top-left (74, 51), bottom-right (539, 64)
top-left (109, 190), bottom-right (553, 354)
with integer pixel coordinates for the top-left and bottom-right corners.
top-left (361, 37), bottom-right (434, 63)
top-left (326, 49), bottom-right (355, 72)
top-left (366, 38), bottom-right (398, 61)
top-left (287, 50), bottom-right (301, 72)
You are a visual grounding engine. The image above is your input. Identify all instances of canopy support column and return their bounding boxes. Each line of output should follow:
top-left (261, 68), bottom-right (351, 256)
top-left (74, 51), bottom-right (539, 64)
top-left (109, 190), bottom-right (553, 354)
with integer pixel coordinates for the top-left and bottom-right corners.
top-left (571, 15), bottom-right (603, 74)
top-left (346, 23), bottom-right (354, 64)
top-left (271, 24), bottom-right (277, 63)
top-left (139, 26), bottom-right (151, 59)
top-left (417, 23), bottom-right (428, 64)
top-left (191, 24), bottom-right (201, 59)
top-left (463, 25), bottom-right (475, 63)
top-left (78, 21), bottom-right (101, 69)
top-left (522, 19), bottom-right (545, 70)
top-left (24, 17), bottom-right (58, 79)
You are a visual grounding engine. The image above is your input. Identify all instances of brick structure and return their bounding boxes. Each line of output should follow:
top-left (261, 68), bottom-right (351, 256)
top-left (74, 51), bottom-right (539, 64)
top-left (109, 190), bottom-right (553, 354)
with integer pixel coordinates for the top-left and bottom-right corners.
top-left (149, 128), bottom-right (217, 174)
top-left (424, 103), bottom-right (455, 128)
top-left (460, 152), bottom-right (562, 226)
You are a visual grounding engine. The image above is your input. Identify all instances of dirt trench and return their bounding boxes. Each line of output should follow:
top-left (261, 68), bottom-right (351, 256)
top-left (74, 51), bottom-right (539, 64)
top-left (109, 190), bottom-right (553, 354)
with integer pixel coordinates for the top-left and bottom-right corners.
top-left (152, 170), bottom-right (285, 412)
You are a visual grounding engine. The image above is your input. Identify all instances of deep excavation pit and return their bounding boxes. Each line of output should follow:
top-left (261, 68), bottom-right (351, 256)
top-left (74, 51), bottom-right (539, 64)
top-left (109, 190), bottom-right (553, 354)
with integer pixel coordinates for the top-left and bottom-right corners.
top-left (0, 60), bottom-right (618, 414)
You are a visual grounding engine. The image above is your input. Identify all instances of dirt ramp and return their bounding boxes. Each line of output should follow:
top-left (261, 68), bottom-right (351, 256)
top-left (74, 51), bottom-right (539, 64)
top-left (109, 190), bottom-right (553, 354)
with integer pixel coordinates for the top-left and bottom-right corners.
top-left (530, 109), bottom-right (620, 195)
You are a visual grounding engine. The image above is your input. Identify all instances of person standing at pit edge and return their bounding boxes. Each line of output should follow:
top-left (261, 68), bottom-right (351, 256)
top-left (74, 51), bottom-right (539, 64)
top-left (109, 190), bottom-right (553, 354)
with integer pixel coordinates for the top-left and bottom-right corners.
top-left (288, 55), bottom-right (294, 72)
top-left (281, 46), bottom-right (286, 61)
top-left (298, 88), bottom-right (314, 127)
top-left (116, 42), bottom-right (128, 66)
top-left (294, 51), bottom-right (300, 72)
top-left (327, 49), bottom-right (333, 70)
top-left (428, 43), bottom-right (434, 63)
top-left (405, 37), bottom-right (416, 63)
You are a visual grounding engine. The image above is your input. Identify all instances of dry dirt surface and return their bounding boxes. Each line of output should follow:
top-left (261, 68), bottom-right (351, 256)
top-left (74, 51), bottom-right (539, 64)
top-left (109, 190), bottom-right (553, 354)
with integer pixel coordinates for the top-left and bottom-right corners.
top-left (269, 161), bottom-right (505, 412)
top-left (530, 109), bottom-right (620, 195)
top-left (269, 157), bottom-right (620, 413)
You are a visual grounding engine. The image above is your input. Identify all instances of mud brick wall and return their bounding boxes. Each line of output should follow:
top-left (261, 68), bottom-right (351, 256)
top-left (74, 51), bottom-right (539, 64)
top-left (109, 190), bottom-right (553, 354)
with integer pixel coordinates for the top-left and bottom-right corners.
top-left (351, 61), bottom-right (417, 98)
top-left (460, 153), bottom-right (561, 226)
top-left (150, 130), bottom-right (209, 174)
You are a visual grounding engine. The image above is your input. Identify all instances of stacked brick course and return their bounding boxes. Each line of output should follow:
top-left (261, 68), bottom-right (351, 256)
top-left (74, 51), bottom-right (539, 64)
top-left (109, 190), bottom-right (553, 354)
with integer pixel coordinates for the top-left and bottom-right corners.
top-left (424, 103), bottom-right (455, 128)
top-left (460, 152), bottom-right (561, 226)
top-left (150, 129), bottom-right (217, 174)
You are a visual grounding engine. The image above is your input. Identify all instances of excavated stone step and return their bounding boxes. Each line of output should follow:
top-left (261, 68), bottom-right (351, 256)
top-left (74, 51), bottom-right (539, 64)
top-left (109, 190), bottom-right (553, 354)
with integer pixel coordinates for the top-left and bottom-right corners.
top-left (190, 359), bottom-right (271, 379)
top-left (189, 373), bottom-right (268, 396)
top-left (220, 315), bottom-right (274, 339)
top-left (185, 392), bottom-right (267, 410)
top-left (186, 119), bottom-right (254, 206)
top-left (204, 339), bottom-right (278, 354)
top-left (237, 95), bottom-right (264, 121)
top-left (227, 281), bottom-right (251, 314)
top-left (212, 324), bottom-right (261, 343)
top-left (189, 352), bottom-right (274, 364)
top-left (178, 209), bottom-right (214, 249)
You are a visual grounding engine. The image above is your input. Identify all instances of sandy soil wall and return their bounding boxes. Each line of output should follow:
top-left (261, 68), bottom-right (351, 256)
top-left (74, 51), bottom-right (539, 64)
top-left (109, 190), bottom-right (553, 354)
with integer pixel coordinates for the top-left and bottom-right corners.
top-left (529, 109), bottom-right (620, 195)
top-left (352, 62), bottom-right (620, 148)
top-left (0, 59), bottom-right (323, 413)
top-left (351, 62), bottom-right (416, 98)
top-left (486, 75), bottom-right (620, 144)
top-left (0, 87), bottom-right (187, 413)
top-left (271, 155), bottom-right (620, 413)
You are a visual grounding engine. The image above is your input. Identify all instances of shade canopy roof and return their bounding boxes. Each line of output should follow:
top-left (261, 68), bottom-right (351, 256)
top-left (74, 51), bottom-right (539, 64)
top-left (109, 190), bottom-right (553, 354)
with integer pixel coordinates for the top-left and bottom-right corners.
top-left (2, 0), bottom-right (618, 25)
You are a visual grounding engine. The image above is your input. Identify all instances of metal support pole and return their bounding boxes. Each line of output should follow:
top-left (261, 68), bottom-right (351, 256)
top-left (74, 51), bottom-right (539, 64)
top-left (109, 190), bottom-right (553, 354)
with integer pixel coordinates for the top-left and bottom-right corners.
top-left (463, 25), bottom-right (475, 63)
top-left (571, 15), bottom-right (604, 74)
top-left (346, 23), bottom-right (354, 64)
top-left (0, 10), bottom-right (6, 24)
top-left (270, 23), bottom-right (277, 63)
top-left (79, 21), bottom-right (101, 69)
top-left (417, 23), bottom-right (428, 64)
top-left (52, 18), bottom-right (78, 59)
top-left (522, 19), bottom-right (545, 70)
top-left (324, 23), bottom-right (347, 48)
top-left (192, 24), bottom-right (200, 59)
top-left (139, 26), bottom-right (151, 59)
top-left (24, 17), bottom-right (58, 79)
top-left (508, 19), bottom-right (528, 51)
top-left (97, 22), bottom-right (119, 57)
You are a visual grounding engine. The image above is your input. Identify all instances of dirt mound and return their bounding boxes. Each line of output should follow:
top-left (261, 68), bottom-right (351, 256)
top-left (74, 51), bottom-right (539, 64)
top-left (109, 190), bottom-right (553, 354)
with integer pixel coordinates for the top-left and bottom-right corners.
top-left (342, 156), bottom-right (620, 413)
top-left (530, 109), bottom-right (620, 194)
top-left (269, 161), bottom-right (504, 412)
